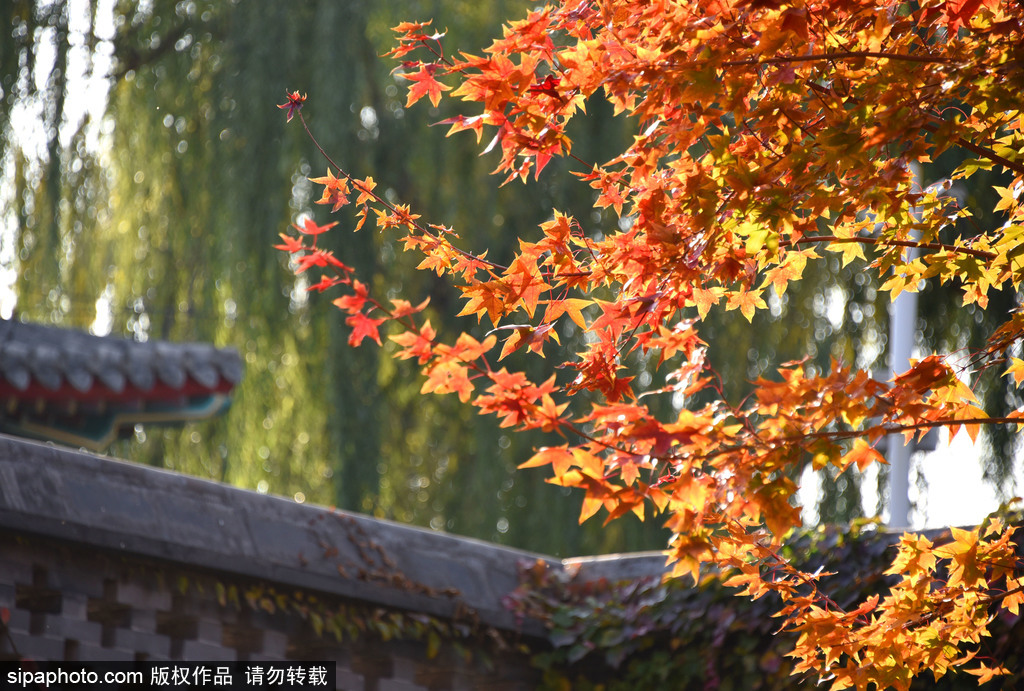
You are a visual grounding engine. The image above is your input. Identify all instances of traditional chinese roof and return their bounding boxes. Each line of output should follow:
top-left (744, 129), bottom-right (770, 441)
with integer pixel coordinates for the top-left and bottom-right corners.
top-left (0, 319), bottom-right (242, 450)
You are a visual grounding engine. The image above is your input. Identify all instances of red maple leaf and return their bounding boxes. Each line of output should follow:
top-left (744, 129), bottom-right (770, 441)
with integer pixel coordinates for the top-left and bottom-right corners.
top-left (528, 74), bottom-right (562, 99)
top-left (277, 90), bottom-right (306, 122)
top-left (272, 233), bottom-right (305, 253)
top-left (390, 320), bottom-right (438, 364)
top-left (944, 0), bottom-right (983, 32)
top-left (346, 311), bottom-right (385, 347)
top-left (306, 276), bottom-right (344, 293)
top-left (333, 280), bottom-right (370, 314)
top-left (293, 218), bottom-right (338, 236)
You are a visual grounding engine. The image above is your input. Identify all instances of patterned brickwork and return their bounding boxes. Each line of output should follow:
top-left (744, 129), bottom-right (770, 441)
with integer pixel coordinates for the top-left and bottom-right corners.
top-left (0, 438), bottom-right (670, 690)
top-left (0, 534), bottom-right (540, 690)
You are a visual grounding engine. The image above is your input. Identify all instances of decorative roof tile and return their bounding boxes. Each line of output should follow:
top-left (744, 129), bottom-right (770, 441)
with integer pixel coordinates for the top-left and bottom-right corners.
top-left (0, 318), bottom-right (243, 450)
top-left (0, 319), bottom-right (242, 396)
top-left (0, 339), bottom-right (32, 391)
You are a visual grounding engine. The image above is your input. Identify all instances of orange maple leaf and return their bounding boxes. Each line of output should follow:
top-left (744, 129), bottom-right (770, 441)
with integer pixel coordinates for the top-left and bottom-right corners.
top-left (458, 280), bottom-right (511, 325)
top-left (401, 64), bottom-right (451, 107)
top-left (390, 320), bottom-right (437, 364)
top-left (309, 168), bottom-right (350, 212)
top-left (421, 360), bottom-right (475, 402)
top-left (840, 439), bottom-right (886, 473)
top-left (543, 298), bottom-right (591, 329)
top-left (389, 296), bottom-right (430, 319)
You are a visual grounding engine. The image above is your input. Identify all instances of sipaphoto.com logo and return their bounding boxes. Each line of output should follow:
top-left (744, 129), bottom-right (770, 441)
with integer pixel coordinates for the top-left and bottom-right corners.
top-left (7, 667), bottom-right (143, 688)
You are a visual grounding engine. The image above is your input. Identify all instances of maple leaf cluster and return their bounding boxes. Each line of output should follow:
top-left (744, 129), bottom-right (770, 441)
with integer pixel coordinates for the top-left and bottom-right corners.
top-left (278, 0), bottom-right (1024, 686)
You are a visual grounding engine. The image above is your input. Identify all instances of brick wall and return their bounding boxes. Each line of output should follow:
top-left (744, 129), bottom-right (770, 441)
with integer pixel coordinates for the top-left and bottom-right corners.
top-left (3, 435), bottom-right (644, 689)
top-left (0, 532), bottom-right (541, 690)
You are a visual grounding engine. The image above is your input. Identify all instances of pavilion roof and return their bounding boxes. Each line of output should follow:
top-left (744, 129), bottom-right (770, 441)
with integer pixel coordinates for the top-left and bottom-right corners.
top-left (0, 319), bottom-right (242, 450)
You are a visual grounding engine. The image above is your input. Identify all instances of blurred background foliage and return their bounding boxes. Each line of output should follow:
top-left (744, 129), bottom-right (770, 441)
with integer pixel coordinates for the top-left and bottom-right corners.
top-left (1, 0), bottom-right (1018, 555)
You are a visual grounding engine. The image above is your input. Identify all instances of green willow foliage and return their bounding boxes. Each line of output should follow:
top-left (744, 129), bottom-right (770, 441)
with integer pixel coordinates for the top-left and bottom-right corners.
top-left (1, 0), bottom-right (1016, 554)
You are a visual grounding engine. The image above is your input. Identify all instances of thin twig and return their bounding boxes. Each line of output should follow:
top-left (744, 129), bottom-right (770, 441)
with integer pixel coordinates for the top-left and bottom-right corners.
top-left (785, 235), bottom-right (996, 261)
top-left (297, 111), bottom-right (507, 273)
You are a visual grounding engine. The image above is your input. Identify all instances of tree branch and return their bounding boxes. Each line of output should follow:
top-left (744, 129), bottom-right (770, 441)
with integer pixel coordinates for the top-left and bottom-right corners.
top-left (786, 235), bottom-right (996, 261)
top-left (297, 111), bottom-right (506, 273)
top-left (919, 117), bottom-right (1024, 177)
top-left (719, 50), bottom-right (961, 68)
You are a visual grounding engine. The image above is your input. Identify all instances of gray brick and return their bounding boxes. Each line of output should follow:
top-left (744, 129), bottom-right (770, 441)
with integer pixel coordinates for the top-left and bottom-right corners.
top-left (334, 667), bottom-right (365, 691)
top-left (136, 648), bottom-right (172, 662)
top-left (73, 642), bottom-right (137, 661)
top-left (131, 640), bottom-right (174, 662)
top-left (181, 640), bottom-right (235, 661)
top-left (118, 580), bottom-right (173, 611)
top-left (61, 592), bottom-right (89, 620)
top-left (196, 618), bottom-right (223, 644)
top-left (0, 438), bottom-right (583, 691)
top-left (51, 565), bottom-right (107, 599)
top-left (55, 617), bottom-right (103, 642)
top-left (391, 656), bottom-right (420, 682)
top-left (0, 569), bottom-right (31, 593)
top-left (260, 630), bottom-right (288, 659)
top-left (0, 547), bottom-right (36, 582)
top-left (130, 608), bottom-right (158, 633)
top-left (31, 616), bottom-right (64, 637)
top-left (378, 678), bottom-right (426, 691)
top-left (12, 634), bottom-right (65, 661)
top-left (113, 628), bottom-right (171, 658)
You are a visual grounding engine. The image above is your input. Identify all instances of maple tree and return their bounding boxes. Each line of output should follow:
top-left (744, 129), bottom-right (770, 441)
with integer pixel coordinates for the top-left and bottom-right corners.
top-left (277, 0), bottom-right (1024, 687)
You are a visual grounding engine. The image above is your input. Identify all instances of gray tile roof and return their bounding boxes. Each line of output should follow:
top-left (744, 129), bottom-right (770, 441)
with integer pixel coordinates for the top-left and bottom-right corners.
top-left (0, 319), bottom-right (242, 395)
top-left (0, 319), bottom-right (243, 450)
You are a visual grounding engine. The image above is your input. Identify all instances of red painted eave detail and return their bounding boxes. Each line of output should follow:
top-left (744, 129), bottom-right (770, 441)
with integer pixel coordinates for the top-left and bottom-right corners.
top-left (0, 378), bottom-right (236, 405)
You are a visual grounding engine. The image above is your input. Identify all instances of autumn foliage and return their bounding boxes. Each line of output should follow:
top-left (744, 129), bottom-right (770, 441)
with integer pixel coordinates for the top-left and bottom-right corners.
top-left (278, 0), bottom-right (1024, 687)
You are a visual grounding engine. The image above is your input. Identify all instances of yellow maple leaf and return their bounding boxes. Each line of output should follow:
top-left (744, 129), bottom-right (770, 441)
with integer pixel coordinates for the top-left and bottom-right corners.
top-left (826, 239), bottom-right (867, 268)
top-left (993, 185), bottom-right (1017, 213)
top-left (965, 664), bottom-right (1010, 684)
top-left (691, 286), bottom-right (722, 319)
top-left (1005, 357), bottom-right (1024, 385)
top-left (725, 288), bottom-right (767, 322)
